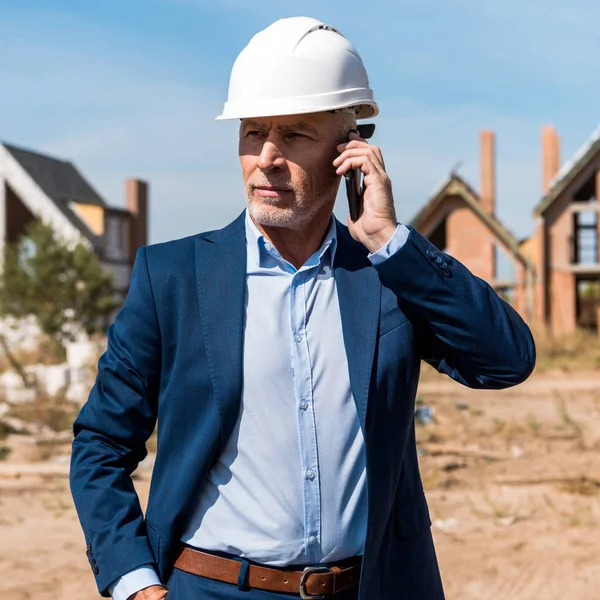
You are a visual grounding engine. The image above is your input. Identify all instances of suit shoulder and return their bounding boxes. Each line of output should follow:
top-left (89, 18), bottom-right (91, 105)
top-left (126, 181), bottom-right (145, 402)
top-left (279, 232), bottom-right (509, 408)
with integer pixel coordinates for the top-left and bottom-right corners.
top-left (137, 236), bottom-right (197, 285)
top-left (144, 233), bottom-right (196, 259)
top-left (142, 227), bottom-right (221, 262)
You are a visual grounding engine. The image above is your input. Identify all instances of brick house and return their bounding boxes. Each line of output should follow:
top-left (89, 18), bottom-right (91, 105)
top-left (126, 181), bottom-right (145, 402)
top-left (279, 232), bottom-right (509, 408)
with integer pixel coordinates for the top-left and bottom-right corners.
top-left (409, 131), bottom-right (535, 321)
top-left (0, 142), bottom-right (148, 305)
top-left (529, 124), bottom-right (600, 334)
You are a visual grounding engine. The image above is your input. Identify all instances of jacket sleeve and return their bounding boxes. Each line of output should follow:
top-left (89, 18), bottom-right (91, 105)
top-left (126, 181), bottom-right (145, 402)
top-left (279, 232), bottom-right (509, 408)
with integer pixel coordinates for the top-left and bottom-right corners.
top-left (374, 226), bottom-right (536, 389)
top-left (70, 247), bottom-right (162, 596)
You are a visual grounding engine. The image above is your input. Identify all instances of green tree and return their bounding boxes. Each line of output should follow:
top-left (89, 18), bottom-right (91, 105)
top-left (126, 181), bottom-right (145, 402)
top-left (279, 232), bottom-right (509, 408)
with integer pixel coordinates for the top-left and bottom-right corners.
top-left (0, 220), bottom-right (118, 385)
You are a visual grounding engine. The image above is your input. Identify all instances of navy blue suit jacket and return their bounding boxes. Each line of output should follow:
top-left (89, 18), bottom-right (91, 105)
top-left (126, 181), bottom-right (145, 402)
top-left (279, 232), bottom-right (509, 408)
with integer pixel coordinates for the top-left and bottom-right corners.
top-left (70, 212), bottom-right (535, 599)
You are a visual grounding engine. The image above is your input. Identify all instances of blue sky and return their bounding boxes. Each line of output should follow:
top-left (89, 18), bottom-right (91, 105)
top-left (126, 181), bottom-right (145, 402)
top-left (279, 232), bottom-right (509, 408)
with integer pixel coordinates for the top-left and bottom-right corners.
top-left (1, 0), bottom-right (598, 243)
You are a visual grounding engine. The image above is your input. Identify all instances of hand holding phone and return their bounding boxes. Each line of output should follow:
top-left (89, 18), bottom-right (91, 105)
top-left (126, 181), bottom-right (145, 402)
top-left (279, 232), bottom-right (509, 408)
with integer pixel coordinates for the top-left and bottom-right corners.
top-left (344, 124), bottom-right (376, 222)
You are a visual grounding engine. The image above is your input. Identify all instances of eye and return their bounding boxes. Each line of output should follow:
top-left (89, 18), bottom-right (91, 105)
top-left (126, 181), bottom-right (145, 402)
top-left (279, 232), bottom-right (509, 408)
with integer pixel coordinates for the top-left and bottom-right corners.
top-left (286, 132), bottom-right (308, 140)
top-left (245, 130), bottom-right (266, 138)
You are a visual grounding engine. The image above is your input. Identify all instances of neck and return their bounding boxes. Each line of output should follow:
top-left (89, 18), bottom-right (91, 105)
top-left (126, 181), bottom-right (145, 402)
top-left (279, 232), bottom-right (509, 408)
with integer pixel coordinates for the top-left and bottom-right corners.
top-left (250, 207), bottom-right (334, 269)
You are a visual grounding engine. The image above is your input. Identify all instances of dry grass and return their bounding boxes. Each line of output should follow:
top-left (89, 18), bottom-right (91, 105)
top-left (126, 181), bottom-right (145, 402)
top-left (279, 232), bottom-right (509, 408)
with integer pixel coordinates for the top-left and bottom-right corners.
top-left (532, 324), bottom-right (600, 372)
top-left (0, 336), bottom-right (66, 373)
top-left (559, 478), bottom-right (599, 497)
top-left (469, 491), bottom-right (537, 523)
top-left (553, 393), bottom-right (583, 437)
top-left (6, 391), bottom-right (80, 432)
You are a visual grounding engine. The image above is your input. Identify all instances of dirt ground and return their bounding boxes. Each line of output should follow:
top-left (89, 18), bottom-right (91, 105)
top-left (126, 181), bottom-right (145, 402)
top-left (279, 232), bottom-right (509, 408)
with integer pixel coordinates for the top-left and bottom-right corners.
top-left (1, 370), bottom-right (599, 599)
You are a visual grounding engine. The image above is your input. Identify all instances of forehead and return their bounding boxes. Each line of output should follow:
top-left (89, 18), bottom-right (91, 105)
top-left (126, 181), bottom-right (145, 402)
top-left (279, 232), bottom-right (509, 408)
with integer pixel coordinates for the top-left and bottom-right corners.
top-left (240, 112), bottom-right (338, 134)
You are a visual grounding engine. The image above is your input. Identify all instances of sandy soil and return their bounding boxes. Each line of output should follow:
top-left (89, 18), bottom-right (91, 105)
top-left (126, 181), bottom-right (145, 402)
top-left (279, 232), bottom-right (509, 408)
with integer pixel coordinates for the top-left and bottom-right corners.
top-left (1, 371), bottom-right (599, 599)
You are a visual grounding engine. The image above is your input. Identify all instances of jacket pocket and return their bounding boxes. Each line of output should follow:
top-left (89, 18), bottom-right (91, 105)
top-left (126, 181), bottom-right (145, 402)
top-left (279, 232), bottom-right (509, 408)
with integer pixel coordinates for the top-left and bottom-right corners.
top-left (394, 492), bottom-right (432, 539)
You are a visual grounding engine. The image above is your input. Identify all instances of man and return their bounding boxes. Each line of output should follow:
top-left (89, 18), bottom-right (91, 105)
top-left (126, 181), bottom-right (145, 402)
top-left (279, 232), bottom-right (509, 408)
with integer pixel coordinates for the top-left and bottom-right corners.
top-left (70, 16), bottom-right (535, 600)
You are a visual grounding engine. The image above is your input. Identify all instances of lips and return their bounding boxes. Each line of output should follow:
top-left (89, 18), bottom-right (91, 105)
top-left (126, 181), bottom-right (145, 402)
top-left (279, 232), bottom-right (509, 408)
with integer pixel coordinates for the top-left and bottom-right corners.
top-left (254, 186), bottom-right (290, 192)
top-left (253, 185), bottom-right (291, 198)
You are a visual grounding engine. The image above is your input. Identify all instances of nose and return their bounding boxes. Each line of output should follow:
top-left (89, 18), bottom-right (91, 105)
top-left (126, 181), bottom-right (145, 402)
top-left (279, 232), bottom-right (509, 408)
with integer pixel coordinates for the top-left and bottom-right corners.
top-left (257, 140), bottom-right (285, 172)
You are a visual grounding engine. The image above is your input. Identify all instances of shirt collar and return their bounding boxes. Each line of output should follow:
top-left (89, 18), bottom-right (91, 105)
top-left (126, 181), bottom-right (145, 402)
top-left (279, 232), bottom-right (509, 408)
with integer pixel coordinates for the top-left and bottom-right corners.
top-left (245, 209), bottom-right (338, 270)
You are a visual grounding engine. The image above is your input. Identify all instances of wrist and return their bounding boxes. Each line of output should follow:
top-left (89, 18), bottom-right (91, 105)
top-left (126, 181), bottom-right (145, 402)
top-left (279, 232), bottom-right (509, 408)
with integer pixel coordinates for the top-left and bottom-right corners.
top-left (128, 585), bottom-right (167, 600)
top-left (362, 223), bottom-right (398, 254)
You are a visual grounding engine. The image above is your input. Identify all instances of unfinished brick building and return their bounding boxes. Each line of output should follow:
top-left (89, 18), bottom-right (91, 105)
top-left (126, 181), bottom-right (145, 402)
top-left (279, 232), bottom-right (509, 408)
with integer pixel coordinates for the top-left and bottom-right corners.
top-left (411, 124), bottom-right (600, 336)
top-left (0, 141), bottom-right (148, 304)
top-left (530, 125), bottom-right (600, 334)
top-left (409, 131), bottom-right (535, 321)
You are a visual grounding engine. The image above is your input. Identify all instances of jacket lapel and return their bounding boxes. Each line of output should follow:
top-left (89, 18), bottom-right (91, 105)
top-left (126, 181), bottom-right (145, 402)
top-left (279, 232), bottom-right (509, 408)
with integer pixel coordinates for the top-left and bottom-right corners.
top-left (195, 211), bottom-right (247, 446)
top-left (194, 212), bottom-right (381, 441)
top-left (334, 222), bottom-right (382, 432)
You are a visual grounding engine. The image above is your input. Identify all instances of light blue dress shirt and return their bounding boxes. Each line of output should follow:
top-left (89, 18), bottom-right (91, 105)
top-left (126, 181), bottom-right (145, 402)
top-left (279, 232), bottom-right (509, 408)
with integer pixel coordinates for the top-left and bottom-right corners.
top-left (110, 214), bottom-right (409, 599)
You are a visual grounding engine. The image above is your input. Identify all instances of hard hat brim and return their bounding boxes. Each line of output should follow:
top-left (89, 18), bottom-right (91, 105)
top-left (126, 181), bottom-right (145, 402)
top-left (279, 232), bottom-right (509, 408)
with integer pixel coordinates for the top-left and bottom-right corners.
top-left (216, 98), bottom-right (379, 121)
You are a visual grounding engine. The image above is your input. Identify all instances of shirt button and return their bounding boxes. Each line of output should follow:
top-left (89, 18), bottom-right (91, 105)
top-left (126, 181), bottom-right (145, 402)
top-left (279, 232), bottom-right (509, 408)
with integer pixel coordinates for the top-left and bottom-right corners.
top-left (306, 469), bottom-right (315, 480)
top-left (308, 536), bottom-right (317, 545)
top-left (264, 243), bottom-right (272, 251)
top-left (300, 400), bottom-right (308, 410)
top-left (294, 333), bottom-right (303, 343)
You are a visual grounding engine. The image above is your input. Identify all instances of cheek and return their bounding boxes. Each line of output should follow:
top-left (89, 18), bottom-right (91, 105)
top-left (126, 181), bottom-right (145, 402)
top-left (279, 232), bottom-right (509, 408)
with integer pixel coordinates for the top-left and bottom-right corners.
top-left (308, 160), bottom-right (338, 191)
top-left (239, 155), bottom-right (257, 181)
top-left (288, 163), bottom-right (309, 188)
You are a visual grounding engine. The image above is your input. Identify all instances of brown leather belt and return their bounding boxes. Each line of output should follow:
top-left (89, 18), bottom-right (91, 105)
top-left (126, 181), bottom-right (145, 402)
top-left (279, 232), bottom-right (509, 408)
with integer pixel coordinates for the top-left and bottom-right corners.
top-left (173, 546), bottom-right (361, 599)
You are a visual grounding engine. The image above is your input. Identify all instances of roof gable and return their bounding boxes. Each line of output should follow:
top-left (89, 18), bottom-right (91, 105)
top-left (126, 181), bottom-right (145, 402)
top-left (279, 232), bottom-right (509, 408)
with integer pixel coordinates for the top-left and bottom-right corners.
top-left (410, 174), bottom-right (532, 269)
top-left (2, 142), bottom-right (106, 207)
top-left (535, 124), bottom-right (600, 215)
top-left (0, 142), bottom-right (108, 246)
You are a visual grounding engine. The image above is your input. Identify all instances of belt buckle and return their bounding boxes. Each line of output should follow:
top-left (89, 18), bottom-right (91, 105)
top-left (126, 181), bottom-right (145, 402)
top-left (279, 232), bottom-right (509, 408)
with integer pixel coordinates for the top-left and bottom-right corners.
top-left (299, 565), bottom-right (332, 600)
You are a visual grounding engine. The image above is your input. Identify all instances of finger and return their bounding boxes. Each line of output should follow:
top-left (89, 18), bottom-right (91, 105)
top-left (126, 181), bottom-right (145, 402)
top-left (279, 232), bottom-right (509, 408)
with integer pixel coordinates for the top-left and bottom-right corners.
top-left (337, 139), bottom-right (368, 152)
top-left (334, 153), bottom-right (386, 181)
top-left (336, 141), bottom-right (386, 171)
top-left (333, 147), bottom-right (385, 171)
top-left (349, 142), bottom-right (384, 168)
top-left (371, 146), bottom-right (385, 170)
top-left (335, 155), bottom-right (378, 177)
top-left (335, 155), bottom-right (367, 176)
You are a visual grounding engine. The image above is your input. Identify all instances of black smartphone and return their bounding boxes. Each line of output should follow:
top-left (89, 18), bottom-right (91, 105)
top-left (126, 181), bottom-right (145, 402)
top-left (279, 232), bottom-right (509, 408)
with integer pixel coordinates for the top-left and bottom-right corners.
top-left (345, 123), bottom-right (376, 221)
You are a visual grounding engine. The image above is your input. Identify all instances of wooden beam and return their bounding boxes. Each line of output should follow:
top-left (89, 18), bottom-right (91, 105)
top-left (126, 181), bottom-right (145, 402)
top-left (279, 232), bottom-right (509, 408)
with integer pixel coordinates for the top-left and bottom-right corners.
top-left (568, 202), bottom-right (600, 213)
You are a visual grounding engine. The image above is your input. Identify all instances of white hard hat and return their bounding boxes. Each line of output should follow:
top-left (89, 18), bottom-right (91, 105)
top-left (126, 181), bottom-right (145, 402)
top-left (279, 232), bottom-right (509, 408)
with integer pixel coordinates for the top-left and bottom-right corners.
top-left (216, 16), bottom-right (378, 121)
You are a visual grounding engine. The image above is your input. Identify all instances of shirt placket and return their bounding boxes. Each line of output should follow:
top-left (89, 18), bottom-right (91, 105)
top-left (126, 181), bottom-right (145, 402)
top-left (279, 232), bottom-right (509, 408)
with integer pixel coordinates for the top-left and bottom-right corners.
top-left (289, 266), bottom-right (321, 562)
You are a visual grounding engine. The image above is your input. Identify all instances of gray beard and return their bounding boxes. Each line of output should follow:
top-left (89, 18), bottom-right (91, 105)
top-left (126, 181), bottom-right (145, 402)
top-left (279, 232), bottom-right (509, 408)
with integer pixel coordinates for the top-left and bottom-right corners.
top-left (245, 188), bottom-right (336, 231)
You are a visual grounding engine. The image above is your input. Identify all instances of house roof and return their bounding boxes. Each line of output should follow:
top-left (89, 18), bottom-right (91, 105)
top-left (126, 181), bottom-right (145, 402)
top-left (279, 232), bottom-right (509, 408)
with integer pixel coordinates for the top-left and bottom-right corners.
top-left (2, 143), bottom-right (106, 206)
top-left (1, 142), bottom-right (108, 246)
top-left (409, 173), bottom-right (533, 270)
top-left (535, 123), bottom-right (600, 215)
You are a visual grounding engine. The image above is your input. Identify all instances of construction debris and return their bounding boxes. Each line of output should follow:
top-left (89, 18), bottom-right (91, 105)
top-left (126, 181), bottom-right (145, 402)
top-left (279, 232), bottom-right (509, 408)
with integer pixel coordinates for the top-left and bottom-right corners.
top-left (420, 443), bottom-right (508, 461)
